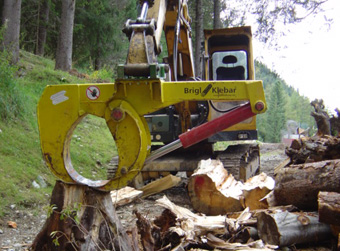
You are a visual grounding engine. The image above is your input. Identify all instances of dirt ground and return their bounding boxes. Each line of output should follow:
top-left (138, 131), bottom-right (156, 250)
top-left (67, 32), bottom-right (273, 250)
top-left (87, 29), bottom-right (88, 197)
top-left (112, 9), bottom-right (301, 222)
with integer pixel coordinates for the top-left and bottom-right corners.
top-left (0, 143), bottom-right (332, 250)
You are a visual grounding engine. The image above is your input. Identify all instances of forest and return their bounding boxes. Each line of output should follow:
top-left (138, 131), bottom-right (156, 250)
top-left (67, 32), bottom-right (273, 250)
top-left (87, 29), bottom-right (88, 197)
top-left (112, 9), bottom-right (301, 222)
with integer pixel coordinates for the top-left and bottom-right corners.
top-left (0, 0), bottom-right (335, 243)
top-left (0, 0), bottom-right (329, 142)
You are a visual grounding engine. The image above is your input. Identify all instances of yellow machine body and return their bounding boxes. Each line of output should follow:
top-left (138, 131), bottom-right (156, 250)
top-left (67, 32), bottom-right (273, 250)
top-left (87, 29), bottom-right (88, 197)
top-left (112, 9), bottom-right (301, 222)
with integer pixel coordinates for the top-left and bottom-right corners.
top-left (37, 80), bottom-right (266, 190)
top-left (204, 26), bottom-right (258, 138)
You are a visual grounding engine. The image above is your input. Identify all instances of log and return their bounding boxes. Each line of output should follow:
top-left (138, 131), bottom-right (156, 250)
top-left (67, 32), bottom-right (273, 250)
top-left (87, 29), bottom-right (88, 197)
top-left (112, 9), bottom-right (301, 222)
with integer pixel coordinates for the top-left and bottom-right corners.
top-left (257, 211), bottom-right (332, 247)
top-left (187, 159), bottom-right (274, 215)
top-left (274, 159), bottom-right (340, 210)
top-left (318, 191), bottom-right (340, 226)
top-left (140, 174), bottom-right (181, 198)
top-left (31, 181), bottom-right (134, 251)
top-left (110, 186), bottom-right (143, 207)
top-left (285, 135), bottom-right (340, 164)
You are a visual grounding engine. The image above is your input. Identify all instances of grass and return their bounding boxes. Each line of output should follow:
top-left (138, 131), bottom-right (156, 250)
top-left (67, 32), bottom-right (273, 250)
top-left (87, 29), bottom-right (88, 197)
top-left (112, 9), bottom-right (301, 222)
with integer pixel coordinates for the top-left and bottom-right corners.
top-left (70, 115), bottom-right (117, 180)
top-left (0, 51), bottom-right (116, 216)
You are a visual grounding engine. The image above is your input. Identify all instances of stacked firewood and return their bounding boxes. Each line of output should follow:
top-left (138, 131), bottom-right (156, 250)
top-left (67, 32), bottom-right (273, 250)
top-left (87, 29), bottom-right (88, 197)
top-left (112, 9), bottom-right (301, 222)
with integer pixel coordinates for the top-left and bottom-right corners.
top-left (273, 135), bottom-right (340, 249)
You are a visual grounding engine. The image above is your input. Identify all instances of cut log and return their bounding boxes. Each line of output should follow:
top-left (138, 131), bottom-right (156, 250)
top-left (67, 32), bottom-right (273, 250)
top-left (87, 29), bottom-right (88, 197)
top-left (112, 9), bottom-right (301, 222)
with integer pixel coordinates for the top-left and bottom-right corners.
top-left (243, 173), bottom-right (275, 210)
top-left (285, 135), bottom-right (340, 164)
top-left (187, 159), bottom-right (274, 215)
top-left (31, 181), bottom-right (134, 251)
top-left (274, 159), bottom-right (340, 210)
top-left (257, 211), bottom-right (332, 247)
top-left (140, 174), bottom-right (181, 198)
top-left (318, 191), bottom-right (340, 226)
top-left (110, 186), bottom-right (143, 207)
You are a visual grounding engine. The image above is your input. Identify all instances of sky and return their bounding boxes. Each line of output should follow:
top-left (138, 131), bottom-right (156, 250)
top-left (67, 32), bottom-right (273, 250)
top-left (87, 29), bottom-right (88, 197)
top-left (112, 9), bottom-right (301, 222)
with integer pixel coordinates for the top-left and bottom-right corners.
top-left (252, 0), bottom-right (340, 114)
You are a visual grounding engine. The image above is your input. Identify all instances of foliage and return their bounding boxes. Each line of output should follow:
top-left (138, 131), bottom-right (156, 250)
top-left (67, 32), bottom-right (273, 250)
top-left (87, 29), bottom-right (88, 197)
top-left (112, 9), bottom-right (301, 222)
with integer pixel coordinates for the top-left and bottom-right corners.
top-left (265, 81), bottom-right (287, 142)
top-left (219, 0), bottom-right (330, 45)
top-left (70, 115), bottom-right (117, 181)
top-left (256, 61), bottom-right (316, 142)
top-left (50, 203), bottom-right (81, 251)
top-left (0, 26), bottom-right (27, 121)
top-left (0, 51), bottom-right (117, 216)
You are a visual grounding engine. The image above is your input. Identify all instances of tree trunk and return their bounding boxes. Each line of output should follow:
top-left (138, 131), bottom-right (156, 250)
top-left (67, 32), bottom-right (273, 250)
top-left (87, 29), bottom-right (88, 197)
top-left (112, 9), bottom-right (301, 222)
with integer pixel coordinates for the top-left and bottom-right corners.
top-left (187, 159), bottom-right (274, 215)
top-left (318, 191), bottom-right (340, 226)
top-left (36, 0), bottom-right (50, 56)
top-left (213, 0), bottom-right (222, 29)
top-left (1, 0), bottom-right (22, 64)
top-left (194, 0), bottom-right (203, 79)
top-left (257, 211), bottom-right (332, 247)
top-left (310, 99), bottom-right (331, 136)
top-left (274, 159), bottom-right (340, 210)
top-left (55, 0), bottom-right (75, 71)
top-left (31, 181), bottom-right (134, 251)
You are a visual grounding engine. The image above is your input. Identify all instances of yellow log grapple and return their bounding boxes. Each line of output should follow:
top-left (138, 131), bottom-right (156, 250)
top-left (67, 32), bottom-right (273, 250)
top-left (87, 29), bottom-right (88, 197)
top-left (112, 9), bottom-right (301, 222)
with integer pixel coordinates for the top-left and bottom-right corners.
top-left (37, 0), bottom-right (267, 191)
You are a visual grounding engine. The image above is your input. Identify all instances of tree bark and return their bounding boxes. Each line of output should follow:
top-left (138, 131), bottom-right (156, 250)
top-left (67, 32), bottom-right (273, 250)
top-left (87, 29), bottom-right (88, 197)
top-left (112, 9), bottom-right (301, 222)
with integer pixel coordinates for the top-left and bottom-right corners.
top-left (55, 0), bottom-right (75, 71)
top-left (274, 159), bottom-right (340, 210)
top-left (285, 136), bottom-right (340, 164)
top-left (31, 181), bottom-right (134, 251)
top-left (213, 0), bottom-right (222, 29)
top-left (257, 211), bottom-right (332, 247)
top-left (318, 191), bottom-right (340, 226)
top-left (36, 0), bottom-right (50, 56)
top-left (310, 99), bottom-right (331, 136)
top-left (1, 0), bottom-right (22, 64)
top-left (194, 0), bottom-right (203, 78)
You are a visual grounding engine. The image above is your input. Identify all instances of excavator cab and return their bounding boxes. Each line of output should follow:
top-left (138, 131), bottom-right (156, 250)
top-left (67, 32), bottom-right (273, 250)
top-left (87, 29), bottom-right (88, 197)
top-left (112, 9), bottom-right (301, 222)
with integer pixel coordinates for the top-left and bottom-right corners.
top-left (203, 27), bottom-right (260, 179)
top-left (204, 27), bottom-right (257, 142)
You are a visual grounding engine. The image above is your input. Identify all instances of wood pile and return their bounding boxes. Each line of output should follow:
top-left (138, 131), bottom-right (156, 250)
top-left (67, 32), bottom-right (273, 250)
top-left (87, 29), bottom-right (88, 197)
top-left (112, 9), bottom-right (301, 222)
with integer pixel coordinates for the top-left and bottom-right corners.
top-left (109, 141), bottom-right (340, 250)
top-left (134, 195), bottom-right (279, 250)
top-left (270, 134), bottom-right (340, 248)
top-left (285, 135), bottom-right (340, 164)
top-left (33, 136), bottom-right (340, 250)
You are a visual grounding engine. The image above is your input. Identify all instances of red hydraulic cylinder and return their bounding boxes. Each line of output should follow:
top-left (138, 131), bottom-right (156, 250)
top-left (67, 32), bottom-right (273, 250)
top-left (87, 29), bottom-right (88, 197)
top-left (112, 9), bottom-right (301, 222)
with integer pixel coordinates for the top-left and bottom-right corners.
top-left (145, 102), bottom-right (255, 163)
top-left (179, 102), bottom-right (255, 148)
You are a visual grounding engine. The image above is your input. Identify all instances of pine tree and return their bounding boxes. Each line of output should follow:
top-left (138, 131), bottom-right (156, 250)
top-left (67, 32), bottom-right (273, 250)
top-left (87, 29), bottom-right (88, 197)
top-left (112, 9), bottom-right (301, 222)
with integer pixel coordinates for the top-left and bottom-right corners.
top-left (265, 81), bottom-right (286, 142)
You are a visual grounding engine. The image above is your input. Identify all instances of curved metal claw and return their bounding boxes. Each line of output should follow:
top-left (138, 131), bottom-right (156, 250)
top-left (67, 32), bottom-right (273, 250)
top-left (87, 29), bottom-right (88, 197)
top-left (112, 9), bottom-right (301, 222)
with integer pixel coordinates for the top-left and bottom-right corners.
top-left (38, 83), bottom-right (151, 191)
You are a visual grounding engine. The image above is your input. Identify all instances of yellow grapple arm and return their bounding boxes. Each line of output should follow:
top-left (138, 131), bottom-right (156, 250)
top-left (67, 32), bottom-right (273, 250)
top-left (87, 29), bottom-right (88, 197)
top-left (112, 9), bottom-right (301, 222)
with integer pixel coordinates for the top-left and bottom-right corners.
top-left (37, 79), bottom-right (266, 190)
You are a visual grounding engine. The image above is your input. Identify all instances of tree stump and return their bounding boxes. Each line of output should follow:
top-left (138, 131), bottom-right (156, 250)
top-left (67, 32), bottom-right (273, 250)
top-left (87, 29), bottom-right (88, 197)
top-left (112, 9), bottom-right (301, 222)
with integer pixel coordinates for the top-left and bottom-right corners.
top-left (31, 181), bottom-right (134, 251)
top-left (310, 99), bottom-right (331, 136)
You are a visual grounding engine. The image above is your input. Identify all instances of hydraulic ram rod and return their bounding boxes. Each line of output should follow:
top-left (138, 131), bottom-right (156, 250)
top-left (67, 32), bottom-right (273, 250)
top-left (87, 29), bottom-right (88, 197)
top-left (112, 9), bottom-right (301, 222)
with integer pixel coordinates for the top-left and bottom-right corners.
top-left (145, 102), bottom-right (255, 163)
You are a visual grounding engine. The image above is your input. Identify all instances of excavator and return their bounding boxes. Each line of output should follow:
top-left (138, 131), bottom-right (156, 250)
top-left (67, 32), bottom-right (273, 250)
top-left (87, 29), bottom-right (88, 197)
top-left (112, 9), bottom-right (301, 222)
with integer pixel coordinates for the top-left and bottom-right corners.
top-left (37, 0), bottom-right (266, 191)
